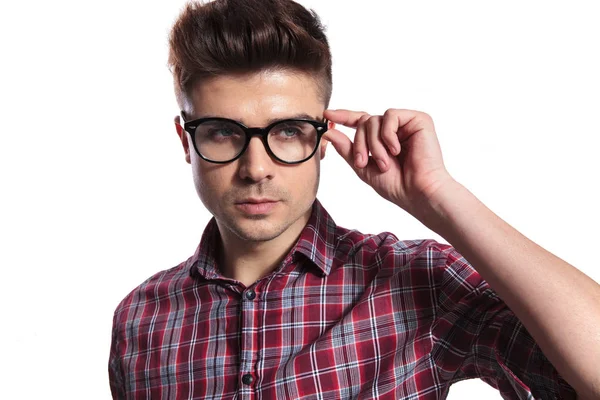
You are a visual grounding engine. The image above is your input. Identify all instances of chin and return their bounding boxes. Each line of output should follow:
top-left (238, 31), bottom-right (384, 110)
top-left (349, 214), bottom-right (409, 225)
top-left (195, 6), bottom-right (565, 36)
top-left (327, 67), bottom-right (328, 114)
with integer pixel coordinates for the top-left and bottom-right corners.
top-left (230, 219), bottom-right (287, 242)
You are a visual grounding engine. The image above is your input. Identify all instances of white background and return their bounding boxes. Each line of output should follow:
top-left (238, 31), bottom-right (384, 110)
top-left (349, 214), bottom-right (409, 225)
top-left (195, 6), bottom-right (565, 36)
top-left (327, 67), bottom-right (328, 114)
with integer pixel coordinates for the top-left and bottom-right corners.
top-left (1, 0), bottom-right (598, 398)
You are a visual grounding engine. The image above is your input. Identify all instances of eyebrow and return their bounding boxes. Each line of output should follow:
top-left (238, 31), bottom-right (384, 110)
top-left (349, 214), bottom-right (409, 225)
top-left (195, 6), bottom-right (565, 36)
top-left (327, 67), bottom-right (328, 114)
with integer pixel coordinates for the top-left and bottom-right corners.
top-left (266, 113), bottom-right (320, 125)
top-left (192, 113), bottom-right (322, 126)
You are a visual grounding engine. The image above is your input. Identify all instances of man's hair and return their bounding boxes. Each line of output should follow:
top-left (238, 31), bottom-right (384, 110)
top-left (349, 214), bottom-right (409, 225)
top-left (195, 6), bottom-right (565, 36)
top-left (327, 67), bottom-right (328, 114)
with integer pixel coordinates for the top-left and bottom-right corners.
top-left (168, 0), bottom-right (333, 114)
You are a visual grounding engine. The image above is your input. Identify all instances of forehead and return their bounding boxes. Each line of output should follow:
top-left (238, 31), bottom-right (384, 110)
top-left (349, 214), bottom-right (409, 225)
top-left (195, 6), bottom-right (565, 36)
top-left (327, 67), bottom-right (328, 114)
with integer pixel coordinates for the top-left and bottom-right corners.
top-left (187, 70), bottom-right (323, 125)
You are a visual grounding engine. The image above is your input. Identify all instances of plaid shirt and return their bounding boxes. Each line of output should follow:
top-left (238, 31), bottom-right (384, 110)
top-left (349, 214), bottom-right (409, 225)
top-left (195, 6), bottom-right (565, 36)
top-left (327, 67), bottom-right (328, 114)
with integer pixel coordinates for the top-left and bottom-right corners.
top-left (109, 199), bottom-right (575, 399)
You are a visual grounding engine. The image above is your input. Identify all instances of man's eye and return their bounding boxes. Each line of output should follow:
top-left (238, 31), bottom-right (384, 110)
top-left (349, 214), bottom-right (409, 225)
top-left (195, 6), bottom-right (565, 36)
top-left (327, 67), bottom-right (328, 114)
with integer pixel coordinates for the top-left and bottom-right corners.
top-left (274, 127), bottom-right (301, 137)
top-left (210, 129), bottom-right (235, 137)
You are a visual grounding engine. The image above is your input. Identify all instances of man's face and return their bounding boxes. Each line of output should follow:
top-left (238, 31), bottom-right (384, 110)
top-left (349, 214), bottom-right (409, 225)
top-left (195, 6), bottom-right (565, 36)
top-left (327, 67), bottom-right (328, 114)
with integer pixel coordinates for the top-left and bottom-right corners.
top-left (175, 70), bottom-right (330, 243)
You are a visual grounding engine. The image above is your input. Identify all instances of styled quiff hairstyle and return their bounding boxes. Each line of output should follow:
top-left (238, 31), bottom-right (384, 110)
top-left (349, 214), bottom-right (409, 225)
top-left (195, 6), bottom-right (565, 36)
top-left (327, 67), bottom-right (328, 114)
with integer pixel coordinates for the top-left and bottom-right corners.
top-left (168, 0), bottom-right (333, 115)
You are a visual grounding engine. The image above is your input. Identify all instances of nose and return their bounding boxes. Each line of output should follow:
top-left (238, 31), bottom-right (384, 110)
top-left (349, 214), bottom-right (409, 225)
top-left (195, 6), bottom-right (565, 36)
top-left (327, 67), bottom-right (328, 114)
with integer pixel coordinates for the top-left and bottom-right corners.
top-left (238, 136), bottom-right (275, 182)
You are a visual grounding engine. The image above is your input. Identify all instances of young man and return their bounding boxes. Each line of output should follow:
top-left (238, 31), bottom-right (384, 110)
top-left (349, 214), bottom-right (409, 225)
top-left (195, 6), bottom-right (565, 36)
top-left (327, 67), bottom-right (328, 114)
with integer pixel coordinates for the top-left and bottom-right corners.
top-left (109, 0), bottom-right (600, 398)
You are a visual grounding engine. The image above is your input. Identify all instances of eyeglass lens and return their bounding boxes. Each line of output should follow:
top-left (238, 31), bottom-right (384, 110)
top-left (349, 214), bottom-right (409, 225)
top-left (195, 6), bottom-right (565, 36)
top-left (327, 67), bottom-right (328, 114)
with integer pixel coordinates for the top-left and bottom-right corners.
top-left (194, 120), bottom-right (319, 162)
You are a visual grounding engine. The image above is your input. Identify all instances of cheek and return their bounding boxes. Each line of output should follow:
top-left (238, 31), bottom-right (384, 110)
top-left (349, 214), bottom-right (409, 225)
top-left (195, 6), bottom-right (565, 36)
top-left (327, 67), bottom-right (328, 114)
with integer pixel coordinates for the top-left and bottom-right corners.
top-left (191, 162), bottom-right (231, 200)
top-left (290, 162), bottom-right (320, 194)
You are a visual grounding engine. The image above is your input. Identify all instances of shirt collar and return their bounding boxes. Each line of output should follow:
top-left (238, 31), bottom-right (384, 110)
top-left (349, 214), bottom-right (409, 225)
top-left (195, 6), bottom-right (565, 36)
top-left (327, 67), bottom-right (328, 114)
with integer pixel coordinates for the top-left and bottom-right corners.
top-left (187, 198), bottom-right (337, 281)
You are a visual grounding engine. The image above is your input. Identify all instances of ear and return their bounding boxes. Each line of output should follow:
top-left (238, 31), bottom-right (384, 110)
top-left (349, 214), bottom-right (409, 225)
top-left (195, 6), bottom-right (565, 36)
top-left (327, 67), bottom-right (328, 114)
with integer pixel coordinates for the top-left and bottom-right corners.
top-left (319, 121), bottom-right (336, 160)
top-left (319, 137), bottom-right (329, 160)
top-left (174, 115), bottom-right (191, 164)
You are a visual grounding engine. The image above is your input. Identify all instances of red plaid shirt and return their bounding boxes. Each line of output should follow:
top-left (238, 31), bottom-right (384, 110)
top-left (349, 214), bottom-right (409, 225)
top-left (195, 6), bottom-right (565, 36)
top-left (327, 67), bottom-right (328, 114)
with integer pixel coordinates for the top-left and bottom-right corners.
top-left (109, 199), bottom-right (575, 399)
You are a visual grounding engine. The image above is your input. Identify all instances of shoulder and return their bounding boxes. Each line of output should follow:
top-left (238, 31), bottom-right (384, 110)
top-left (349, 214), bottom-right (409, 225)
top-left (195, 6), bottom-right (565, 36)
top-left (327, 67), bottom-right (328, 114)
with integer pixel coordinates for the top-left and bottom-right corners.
top-left (337, 227), bottom-right (497, 299)
top-left (331, 225), bottom-right (490, 288)
top-left (112, 260), bottom-right (193, 326)
top-left (334, 224), bottom-right (456, 269)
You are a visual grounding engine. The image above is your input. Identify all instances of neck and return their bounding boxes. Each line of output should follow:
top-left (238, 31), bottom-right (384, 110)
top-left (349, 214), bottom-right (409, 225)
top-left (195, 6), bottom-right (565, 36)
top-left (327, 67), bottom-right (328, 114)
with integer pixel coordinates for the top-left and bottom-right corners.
top-left (216, 208), bottom-right (312, 287)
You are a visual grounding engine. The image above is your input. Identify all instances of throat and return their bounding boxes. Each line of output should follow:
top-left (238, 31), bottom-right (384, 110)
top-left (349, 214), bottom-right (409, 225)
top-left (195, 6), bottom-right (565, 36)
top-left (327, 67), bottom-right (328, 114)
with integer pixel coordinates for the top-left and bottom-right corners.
top-left (219, 252), bottom-right (284, 287)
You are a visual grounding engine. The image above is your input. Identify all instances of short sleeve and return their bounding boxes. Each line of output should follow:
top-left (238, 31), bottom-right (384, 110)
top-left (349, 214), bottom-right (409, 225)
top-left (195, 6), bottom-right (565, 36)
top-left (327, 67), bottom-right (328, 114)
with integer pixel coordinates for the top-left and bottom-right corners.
top-left (431, 247), bottom-right (577, 399)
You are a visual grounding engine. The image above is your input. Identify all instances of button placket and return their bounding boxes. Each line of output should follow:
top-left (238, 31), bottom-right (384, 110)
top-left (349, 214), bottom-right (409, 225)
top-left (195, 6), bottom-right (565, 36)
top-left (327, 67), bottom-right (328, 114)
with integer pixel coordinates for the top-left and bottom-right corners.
top-left (240, 287), bottom-right (259, 393)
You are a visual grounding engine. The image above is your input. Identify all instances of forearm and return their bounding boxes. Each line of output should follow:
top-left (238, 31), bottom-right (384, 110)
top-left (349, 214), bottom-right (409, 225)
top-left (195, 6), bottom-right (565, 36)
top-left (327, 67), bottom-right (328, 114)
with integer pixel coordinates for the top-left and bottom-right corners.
top-left (418, 180), bottom-right (600, 399)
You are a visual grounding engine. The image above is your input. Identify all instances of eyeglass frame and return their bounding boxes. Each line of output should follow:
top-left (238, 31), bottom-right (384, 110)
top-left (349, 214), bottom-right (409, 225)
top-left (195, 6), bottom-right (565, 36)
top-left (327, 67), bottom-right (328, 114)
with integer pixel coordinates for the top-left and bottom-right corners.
top-left (180, 112), bottom-right (330, 164)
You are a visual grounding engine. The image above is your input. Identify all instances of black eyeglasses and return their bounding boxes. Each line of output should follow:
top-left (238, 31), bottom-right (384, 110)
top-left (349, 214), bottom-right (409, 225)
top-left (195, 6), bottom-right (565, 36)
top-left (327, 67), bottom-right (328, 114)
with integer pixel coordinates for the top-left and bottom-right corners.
top-left (180, 113), bottom-right (329, 164)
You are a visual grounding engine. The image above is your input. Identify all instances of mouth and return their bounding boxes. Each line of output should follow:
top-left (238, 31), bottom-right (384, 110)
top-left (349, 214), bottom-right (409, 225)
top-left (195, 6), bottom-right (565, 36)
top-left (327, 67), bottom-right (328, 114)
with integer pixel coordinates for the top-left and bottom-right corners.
top-left (234, 199), bottom-right (280, 215)
top-left (236, 198), bottom-right (279, 204)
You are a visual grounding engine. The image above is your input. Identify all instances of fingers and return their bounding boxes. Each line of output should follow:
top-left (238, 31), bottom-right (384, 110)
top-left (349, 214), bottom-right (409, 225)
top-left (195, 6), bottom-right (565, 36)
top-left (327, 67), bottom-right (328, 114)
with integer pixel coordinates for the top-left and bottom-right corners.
top-left (322, 127), bottom-right (354, 166)
top-left (366, 116), bottom-right (391, 171)
top-left (325, 120), bottom-right (390, 173)
top-left (325, 108), bottom-right (434, 173)
top-left (353, 114), bottom-right (370, 168)
top-left (380, 109), bottom-right (401, 156)
top-left (382, 109), bottom-right (431, 143)
top-left (353, 115), bottom-right (392, 171)
top-left (325, 110), bottom-right (395, 172)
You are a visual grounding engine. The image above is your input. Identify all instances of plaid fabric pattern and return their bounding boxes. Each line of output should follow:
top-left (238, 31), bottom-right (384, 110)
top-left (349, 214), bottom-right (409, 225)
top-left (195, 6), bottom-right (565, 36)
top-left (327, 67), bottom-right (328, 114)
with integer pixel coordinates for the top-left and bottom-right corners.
top-left (109, 199), bottom-right (575, 399)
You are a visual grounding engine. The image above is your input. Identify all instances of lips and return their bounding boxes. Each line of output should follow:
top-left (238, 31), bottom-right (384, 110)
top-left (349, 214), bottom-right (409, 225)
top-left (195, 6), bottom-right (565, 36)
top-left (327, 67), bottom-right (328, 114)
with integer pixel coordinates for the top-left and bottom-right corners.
top-left (235, 199), bottom-right (279, 215)
top-left (236, 198), bottom-right (278, 204)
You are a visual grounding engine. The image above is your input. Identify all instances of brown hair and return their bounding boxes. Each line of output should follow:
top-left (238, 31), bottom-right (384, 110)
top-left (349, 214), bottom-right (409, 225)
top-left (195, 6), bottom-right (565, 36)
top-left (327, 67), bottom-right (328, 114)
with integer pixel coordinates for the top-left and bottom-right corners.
top-left (167, 0), bottom-right (333, 114)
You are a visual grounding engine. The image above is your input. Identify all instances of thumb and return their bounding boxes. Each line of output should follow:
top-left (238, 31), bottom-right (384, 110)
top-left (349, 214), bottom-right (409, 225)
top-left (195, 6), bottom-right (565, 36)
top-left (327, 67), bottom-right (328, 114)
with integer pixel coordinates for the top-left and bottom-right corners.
top-left (323, 127), bottom-right (355, 167)
top-left (324, 109), bottom-right (370, 128)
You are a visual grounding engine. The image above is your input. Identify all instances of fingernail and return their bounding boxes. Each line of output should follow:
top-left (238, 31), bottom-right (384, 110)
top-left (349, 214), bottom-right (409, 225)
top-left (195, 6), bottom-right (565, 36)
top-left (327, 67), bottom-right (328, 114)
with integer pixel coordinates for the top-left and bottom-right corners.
top-left (377, 159), bottom-right (387, 171)
top-left (355, 153), bottom-right (363, 167)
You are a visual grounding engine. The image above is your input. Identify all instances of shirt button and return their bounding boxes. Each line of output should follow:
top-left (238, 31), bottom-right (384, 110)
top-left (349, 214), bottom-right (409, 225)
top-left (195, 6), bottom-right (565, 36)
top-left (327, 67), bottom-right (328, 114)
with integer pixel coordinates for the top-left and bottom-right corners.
top-left (245, 290), bottom-right (256, 300)
top-left (242, 373), bottom-right (254, 385)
